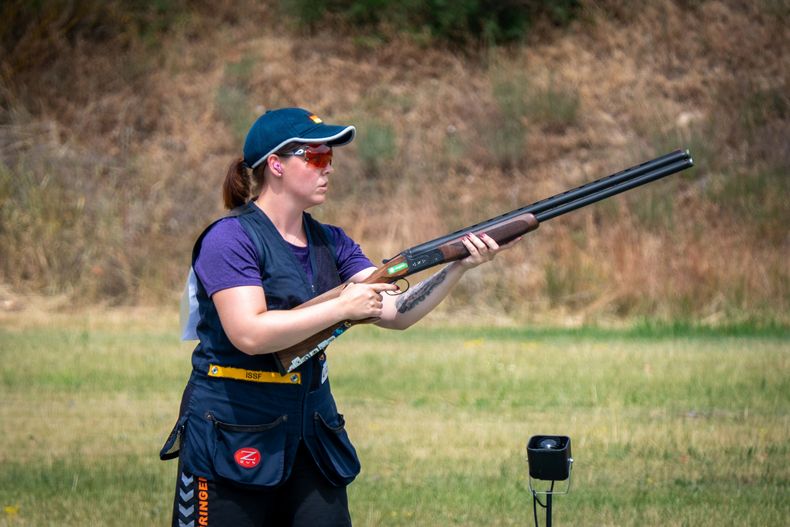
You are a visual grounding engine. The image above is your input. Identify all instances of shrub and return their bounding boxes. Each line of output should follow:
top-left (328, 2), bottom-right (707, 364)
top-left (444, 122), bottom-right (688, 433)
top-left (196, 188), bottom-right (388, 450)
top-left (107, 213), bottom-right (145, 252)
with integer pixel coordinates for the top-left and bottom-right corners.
top-left (356, 120), bottom-right (398, 178)
top-left (487, 69), bottom-right (579, 168)
top-left (279, 0), bottom-right (582, 45)
top-left (487, 71), bottom-right (530, 168)
top-left (215, 55), bottom-right (257, 141)
top-left (523, 79), bottom-right (580, 133)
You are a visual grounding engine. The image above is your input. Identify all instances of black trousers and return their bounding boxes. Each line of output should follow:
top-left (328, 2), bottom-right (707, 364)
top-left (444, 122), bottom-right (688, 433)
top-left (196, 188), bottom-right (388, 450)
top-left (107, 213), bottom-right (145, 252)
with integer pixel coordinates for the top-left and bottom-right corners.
top-left (172, 443), bottom-right (352, 527)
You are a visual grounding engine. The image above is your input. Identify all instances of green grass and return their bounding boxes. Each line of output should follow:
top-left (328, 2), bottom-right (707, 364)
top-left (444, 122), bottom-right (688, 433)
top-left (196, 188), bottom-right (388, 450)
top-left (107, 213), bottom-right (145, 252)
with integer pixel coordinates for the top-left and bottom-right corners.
top-left (0, 313), bottom-right (788, 526)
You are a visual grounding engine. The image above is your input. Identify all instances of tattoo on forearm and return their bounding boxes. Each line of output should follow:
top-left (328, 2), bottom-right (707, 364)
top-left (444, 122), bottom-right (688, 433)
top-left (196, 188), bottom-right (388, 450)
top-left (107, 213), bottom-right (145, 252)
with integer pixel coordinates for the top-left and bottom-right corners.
top-left (396, 268), bottom-right (449, 314)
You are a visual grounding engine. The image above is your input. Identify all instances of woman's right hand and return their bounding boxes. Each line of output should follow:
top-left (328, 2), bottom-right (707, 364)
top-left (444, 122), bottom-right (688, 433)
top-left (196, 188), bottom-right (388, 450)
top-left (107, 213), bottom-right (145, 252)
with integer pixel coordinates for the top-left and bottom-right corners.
top-left (338, 282), bottom-right (399, 320)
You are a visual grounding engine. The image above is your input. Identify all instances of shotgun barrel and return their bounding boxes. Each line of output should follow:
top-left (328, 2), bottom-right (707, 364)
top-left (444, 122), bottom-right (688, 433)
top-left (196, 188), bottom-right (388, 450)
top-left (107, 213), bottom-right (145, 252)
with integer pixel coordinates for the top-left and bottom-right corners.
top-left (535, 155), bottom-right (693, 222)
top-left (398, 149), bottom-right (691, 260)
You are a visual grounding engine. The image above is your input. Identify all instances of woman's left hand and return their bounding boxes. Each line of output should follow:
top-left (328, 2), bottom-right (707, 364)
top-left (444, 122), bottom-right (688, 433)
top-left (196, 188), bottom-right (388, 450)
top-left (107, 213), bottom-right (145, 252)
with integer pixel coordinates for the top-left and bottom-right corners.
top-left (458, 232), bottom-right (520, 270)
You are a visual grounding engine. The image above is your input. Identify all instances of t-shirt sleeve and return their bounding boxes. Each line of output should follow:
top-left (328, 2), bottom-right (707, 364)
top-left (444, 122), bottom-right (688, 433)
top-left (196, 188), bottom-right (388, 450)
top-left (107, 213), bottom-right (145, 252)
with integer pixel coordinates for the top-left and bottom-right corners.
top-left (324, 224), bottom-right (375, 281)
top-left (193, 218), bottom-right (262, 297)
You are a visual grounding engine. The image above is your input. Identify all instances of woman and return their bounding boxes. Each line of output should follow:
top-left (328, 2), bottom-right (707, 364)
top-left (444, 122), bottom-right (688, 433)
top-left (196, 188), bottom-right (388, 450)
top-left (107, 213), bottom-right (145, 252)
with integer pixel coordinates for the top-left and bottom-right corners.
top-left (161, 108), bottom-right (513, 527)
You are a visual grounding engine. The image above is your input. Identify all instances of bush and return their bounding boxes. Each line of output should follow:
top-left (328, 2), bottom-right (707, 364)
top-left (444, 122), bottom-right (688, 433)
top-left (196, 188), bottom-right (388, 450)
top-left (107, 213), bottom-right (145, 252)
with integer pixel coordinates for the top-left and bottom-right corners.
top-left (486, 70), bottom-right (530, 168)
top-left (523, 80), bottom-right (580, 133)
top-left (487, 69), bottom-right (579, 168)
top-left (355, 120), bottom-right (398, 178)
top-left (280, 0), bottom-right (582, 45)
top-left (215, 54), bottom-right (257, 141)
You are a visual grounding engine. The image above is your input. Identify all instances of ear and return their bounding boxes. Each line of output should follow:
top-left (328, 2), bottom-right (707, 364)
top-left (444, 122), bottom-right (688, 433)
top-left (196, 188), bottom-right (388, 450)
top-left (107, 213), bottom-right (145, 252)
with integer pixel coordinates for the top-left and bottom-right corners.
top-left (267, 155), bottom-right (284, 176)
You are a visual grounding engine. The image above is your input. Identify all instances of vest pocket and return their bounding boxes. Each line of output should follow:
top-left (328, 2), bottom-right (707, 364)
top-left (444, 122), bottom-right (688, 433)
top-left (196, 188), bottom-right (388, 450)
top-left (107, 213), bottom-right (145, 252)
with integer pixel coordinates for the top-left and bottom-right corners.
top-left (208, 412), bottom-right (288, 487)
top-left (311, 412), bottom-right (361, 486)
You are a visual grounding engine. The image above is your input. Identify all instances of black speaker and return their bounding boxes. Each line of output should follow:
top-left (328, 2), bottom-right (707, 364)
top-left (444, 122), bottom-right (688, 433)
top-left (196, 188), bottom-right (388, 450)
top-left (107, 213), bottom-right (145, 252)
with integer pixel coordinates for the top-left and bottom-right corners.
top-left (527, 435), bottom-right (572, 481)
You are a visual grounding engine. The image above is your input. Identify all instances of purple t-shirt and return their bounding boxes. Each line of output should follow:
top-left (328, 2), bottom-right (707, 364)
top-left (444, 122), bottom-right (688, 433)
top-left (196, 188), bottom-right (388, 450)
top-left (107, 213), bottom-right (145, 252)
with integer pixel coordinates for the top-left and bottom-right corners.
top-left (194, 218), bottom-right (374, 297)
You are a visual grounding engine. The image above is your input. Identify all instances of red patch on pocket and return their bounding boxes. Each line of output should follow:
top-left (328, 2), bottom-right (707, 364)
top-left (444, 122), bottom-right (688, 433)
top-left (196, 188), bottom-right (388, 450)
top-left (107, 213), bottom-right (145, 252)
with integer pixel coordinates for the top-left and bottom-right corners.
top-left (234, 448), bottom-right (261, 468)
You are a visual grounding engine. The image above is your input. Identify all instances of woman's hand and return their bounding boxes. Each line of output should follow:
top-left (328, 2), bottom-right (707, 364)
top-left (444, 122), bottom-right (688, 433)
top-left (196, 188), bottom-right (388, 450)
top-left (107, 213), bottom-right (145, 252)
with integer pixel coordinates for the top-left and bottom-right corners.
top-left (458, 232), bottom-right (521, 270)
top-left (338, 282), bottom-right (399, 320)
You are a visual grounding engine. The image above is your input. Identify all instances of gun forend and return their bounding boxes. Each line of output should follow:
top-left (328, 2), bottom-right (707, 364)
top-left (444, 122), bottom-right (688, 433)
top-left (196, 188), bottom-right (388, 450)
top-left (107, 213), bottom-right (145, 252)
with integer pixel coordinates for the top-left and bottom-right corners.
top-left (397, 212), bottom-right (539, 274)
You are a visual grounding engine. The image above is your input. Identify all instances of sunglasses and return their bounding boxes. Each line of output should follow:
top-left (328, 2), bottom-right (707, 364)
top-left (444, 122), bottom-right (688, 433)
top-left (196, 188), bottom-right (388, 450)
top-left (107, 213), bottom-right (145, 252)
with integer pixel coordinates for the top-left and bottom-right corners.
top-left (280, 144), bottom-right (333, 169)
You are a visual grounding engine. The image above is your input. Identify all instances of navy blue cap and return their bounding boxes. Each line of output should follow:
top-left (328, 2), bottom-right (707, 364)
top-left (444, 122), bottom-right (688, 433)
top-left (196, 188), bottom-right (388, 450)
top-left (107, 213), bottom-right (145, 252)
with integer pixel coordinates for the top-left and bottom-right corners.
top-left (243, 108), bottom-right (356, 169)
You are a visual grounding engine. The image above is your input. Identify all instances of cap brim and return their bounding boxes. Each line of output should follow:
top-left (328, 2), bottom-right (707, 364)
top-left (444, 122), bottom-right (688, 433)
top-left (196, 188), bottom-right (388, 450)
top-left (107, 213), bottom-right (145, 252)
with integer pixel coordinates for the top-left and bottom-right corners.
top-left (251, 125), bottom-right (356, 169)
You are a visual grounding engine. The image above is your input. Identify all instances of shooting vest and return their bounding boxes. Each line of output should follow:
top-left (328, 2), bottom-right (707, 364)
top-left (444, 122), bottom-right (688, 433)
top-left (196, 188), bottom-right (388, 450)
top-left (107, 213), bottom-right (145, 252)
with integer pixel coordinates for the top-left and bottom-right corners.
top-left (160, 202), bottom-right (360, 488)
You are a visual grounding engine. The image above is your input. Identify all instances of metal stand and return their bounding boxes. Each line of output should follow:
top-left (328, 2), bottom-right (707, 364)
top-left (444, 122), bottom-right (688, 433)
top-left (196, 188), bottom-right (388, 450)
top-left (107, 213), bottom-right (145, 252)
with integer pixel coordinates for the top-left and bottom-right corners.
top-left (528, 465), bottom-right (572, 527)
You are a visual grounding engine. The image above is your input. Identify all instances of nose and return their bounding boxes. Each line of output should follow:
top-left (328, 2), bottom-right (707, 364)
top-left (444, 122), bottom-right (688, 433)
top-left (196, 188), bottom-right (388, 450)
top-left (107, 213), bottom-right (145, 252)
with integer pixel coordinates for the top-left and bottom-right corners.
top-left (322, 163), bottom-right (333, 176)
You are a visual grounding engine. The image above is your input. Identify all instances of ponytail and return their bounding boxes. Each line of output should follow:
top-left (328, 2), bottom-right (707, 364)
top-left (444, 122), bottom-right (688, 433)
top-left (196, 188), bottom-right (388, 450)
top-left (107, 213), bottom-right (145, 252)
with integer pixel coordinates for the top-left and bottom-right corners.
top-left (223, 158), bottom-right (251, 210)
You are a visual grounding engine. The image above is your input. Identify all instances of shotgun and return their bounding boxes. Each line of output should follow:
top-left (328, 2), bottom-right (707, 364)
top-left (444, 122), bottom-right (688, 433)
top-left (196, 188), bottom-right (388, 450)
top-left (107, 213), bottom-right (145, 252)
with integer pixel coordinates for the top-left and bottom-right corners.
top-left (274, 149), bottom-right (694, 374)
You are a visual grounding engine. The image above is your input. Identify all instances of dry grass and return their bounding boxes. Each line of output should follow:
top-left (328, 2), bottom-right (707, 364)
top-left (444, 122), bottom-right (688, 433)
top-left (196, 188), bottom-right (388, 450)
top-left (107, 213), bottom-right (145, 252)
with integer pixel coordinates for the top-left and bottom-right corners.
top-left (0, 0), bottom-right (787, 324)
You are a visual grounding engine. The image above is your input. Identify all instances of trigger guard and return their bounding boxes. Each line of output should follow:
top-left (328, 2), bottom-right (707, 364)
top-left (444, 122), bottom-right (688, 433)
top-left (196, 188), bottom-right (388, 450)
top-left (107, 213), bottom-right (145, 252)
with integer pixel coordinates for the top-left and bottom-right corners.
top-left (385, 278), bottom-right (409, 295)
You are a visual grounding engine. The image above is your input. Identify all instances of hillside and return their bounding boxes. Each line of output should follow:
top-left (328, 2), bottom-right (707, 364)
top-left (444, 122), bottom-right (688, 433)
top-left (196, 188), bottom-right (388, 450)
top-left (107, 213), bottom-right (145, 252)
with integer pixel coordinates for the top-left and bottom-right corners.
top-left (0, 0), bottom-right (787, 325)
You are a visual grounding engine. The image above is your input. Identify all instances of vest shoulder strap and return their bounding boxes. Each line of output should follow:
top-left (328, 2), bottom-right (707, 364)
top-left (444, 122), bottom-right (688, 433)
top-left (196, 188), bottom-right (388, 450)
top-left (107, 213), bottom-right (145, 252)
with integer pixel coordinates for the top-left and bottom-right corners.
top-left (304, 213), bottom-right (337, 265)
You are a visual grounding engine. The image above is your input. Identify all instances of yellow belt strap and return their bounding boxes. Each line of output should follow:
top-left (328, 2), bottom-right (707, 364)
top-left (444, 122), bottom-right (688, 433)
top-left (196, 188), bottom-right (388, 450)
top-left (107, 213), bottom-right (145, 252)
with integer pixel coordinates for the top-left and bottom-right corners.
top-left (208, 364), bottom-right (301, 385)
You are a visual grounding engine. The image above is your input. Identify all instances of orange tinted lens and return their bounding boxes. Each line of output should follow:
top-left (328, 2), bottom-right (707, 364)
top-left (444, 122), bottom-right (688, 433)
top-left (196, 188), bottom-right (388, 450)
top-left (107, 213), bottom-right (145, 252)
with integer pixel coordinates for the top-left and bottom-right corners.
top-left (304, 145), bottom-right (332, 168)
top-left (305, 153), bottom-right (332, 168)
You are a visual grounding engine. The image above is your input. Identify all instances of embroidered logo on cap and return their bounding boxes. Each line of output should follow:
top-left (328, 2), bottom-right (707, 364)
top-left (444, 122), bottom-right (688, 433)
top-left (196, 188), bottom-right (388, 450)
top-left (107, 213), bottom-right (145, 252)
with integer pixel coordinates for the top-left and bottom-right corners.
top-left (309, 114), bottom-right (323, 123)
top-left (234, 448), bottom-right (261, 468)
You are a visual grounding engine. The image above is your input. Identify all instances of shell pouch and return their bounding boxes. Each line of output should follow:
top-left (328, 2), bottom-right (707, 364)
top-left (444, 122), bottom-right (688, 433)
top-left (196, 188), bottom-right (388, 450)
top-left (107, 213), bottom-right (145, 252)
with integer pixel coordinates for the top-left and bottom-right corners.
top-left (209, 412), bottom-right (288, 487)
top-left (311, 412), bottom-right (361, 486)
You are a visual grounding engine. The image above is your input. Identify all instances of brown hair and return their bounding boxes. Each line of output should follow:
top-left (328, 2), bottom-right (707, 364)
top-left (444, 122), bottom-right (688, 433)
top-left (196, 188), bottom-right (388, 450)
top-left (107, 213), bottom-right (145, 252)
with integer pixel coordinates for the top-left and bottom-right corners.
top-left (222, 158), bottom-right (266, 209)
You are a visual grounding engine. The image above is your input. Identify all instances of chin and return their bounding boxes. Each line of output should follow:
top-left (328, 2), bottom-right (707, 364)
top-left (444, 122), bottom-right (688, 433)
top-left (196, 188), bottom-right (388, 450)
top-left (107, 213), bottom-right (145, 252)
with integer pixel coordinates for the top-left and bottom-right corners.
top-left (306, 196), bottom-right (326, 208)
